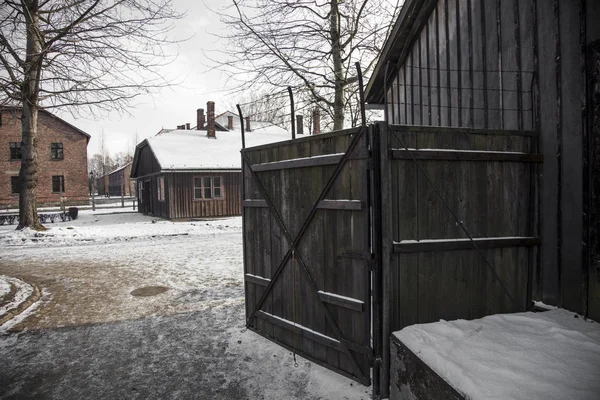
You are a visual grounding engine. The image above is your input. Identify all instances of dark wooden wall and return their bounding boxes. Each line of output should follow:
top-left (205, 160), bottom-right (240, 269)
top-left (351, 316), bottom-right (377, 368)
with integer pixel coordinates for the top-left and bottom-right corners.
top-left (385, 0), bottom-right (591, 315)
top-left (167, 172), bottom-right (242, 219)
top-left (383, 124), bottom-right (536, 332)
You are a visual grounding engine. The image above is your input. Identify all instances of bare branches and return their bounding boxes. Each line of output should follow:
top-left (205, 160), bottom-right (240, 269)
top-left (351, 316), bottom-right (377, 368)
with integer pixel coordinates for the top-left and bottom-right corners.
top-left (0, 0), bottom-right (184, 113)
top-left (208, 0), bottom-right (401, 130)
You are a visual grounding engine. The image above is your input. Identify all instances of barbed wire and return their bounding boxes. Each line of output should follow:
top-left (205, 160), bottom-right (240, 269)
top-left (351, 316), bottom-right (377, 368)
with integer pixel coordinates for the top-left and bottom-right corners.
top-left (393, 83), bottom-right (532, 94)
top-left (402, 64), bottom-right (535, 74)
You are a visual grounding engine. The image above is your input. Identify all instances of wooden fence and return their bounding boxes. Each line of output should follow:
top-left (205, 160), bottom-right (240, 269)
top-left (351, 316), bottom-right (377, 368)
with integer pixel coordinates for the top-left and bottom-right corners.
top-left (242, 121), bottom-right (541, 398)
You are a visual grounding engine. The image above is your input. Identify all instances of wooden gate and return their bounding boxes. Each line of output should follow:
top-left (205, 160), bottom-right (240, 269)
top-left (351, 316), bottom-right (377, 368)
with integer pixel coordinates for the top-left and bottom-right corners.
top-left (241, 126), bottom-right (375, 385)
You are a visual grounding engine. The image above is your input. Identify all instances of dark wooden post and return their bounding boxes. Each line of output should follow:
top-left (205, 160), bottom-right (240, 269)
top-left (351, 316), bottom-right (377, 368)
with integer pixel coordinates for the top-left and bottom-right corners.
top-left (378, 121), bottom-right (392, 399)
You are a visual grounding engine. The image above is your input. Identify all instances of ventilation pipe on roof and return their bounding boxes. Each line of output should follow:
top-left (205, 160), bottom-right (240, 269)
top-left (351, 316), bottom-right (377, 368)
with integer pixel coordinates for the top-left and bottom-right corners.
top-left (197, 108), bottom-right (205, 130)
top-left (245, 116), bottom-right (251, 132)
top-left (227, 115), bottom-right (234, 130)
top-left (207, 101), bottom-right (216, 138)
top-left (313, 108), bottom-right (321, 134)
top-left (296, 115), bottom-right (304, 135)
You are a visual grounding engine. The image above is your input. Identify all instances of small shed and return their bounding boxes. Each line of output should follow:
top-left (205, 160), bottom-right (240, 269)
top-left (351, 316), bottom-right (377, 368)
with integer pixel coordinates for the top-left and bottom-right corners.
top-left (130, 103), bottom-right (292, 219)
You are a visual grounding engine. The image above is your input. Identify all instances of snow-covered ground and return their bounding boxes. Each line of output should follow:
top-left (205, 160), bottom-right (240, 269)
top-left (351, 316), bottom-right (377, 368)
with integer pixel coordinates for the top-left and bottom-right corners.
top-left (395, 309), bottom-right (600, 400)
top-left (0, 211), bottom-right (369, 399)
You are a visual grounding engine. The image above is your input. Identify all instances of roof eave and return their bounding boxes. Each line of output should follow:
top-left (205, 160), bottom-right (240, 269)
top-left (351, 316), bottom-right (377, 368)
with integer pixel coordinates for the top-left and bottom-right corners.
top-left (365, 0), bottom-right (433, 104)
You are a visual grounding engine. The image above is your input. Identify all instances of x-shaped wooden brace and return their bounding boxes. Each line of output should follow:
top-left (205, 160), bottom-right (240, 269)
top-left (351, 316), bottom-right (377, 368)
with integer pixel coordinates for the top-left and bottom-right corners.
top-left (243, 125), bottom-right (370, 384)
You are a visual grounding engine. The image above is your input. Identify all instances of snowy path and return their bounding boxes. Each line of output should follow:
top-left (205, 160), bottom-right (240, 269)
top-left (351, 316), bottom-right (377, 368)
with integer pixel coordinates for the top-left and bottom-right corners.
top-left (0, 213), bottom-right (369, 399)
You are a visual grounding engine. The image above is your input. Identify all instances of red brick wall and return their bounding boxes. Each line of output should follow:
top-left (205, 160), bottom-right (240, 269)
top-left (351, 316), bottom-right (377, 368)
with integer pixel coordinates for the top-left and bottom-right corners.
top-left (0, 109), bottom-right (89, 208)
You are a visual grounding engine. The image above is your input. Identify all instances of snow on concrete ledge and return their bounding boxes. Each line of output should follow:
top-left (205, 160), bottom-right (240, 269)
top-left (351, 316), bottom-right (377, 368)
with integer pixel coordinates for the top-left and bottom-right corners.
top-left (393, 309), bottom-right (600, 400)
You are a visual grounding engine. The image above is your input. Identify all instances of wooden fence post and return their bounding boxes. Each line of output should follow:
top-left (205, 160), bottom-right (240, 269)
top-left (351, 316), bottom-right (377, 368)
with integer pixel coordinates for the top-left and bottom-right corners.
top-left (378, 121), bottom-right (392, 398)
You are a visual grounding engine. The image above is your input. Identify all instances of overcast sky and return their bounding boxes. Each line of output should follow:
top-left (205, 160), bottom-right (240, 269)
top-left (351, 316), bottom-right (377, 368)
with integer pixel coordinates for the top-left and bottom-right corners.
top-left (56, 0), bottom-right (242, 157)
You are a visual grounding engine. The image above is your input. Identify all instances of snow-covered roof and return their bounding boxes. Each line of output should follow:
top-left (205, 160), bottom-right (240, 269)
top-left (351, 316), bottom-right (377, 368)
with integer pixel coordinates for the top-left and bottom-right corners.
top-left (145, 124), bottom-right (292, 171)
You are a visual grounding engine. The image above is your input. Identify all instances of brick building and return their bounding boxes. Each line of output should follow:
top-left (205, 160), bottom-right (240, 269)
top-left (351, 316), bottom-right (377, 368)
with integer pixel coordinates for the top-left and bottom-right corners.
top-left (0, 108), bottom-right (90, 208)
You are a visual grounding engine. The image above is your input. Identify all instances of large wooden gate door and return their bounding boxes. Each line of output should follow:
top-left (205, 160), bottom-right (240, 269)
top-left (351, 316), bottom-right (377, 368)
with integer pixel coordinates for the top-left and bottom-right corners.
top-left (242, 126), bottom-right (374, 385)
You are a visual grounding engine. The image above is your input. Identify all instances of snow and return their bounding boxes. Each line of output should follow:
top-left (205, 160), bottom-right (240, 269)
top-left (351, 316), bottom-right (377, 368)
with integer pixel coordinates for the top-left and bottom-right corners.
top-left (147, 125), bottom-right (294, 171)
top-left (394, 309), bottom-right (600, 400)
top-left (0, 209), bottom-right (241, 247)
top-left (0, 211), bottom-right (368, 399)
top-left (0, 276), bottom-right (33, 315)
top-left (0, 278), bottom-right (10, 299)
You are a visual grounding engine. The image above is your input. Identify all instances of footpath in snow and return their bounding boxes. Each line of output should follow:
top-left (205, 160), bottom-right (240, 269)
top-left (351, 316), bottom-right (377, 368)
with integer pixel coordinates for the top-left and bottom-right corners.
top-left (395, 308), bottom-right (600, 399)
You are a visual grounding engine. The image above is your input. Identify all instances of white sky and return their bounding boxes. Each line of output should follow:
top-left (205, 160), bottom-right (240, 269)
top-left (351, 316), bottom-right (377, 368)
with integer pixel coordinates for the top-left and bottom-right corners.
top-left (56, 0), bottom-right (243, 158)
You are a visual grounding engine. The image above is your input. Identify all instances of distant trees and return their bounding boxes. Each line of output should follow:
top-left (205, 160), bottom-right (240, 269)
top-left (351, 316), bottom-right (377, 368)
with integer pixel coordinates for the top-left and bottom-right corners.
top-left (212, 0), bottom-right (401, 131)
top-left (0, 0), bottom-right (182, 230)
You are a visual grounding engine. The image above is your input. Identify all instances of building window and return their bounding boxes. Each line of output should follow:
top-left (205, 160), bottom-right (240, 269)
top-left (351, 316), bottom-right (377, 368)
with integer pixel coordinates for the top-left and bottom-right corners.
top-left (51, 143), bottom-right (63, 160)
top-left (9, 142), bottom-right (22, 160)
top-left (52, 175), bottom-right (65, 193)
top-left (11, 176), bottom-right (20, 194)
top-left (194, 176), bottom-right (222, 200)
top-left (157, 176), bottom-right (165, 201)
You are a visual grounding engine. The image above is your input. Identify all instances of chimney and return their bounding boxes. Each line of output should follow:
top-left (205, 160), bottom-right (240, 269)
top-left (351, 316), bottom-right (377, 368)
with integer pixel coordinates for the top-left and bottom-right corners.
top-left (227, 115), bottom-right (234, 130)
top-left (207, 101), bottom-right (216, 138)
top-left (296, 115), bottom-right (304, 136)
top-left (197, 108), bottom-right (205, 130)
top-left (312, 108), bottom-right (321, 134)
top-left (186, 123), bottom-right (190, 130)
top-left (245, 117), bottom-right (251, 132)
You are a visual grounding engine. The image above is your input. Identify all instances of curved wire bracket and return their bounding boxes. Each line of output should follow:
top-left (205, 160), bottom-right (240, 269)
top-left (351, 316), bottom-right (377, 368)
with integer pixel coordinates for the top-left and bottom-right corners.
top-left (288, 86), bottom-right (296, 140)
top-left (355, 62), bottom-right (366, 127)
top-left (236, 104), bottom-right (246, 149)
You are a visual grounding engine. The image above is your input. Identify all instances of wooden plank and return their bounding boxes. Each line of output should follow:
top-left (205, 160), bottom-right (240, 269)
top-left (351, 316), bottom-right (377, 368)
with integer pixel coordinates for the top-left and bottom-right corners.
top-left (318, 291), bottom-right (364, 312)
top-left (244, 273), bottom-right (270, 287)
top-left (255, 311), bottom-right (372, 358)
top-left (257, 310), bottom-right (340, 350)
top-left (251, 153), bottom-right (344, 172)
top-left (316, 200), bottom-right (363, 211)
top-left (391, 149), bottom-right (543, 162)
top-left (394, 237), bottom-right (540, 253)
top-left (389, 124), bottom-right (535, 137)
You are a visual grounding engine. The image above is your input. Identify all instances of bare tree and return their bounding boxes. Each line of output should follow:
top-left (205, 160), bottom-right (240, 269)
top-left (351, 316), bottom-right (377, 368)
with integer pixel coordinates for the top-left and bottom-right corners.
top-left (0, 0), bottom-right (182, 230)
top-left (210, 0), bottom-right (401, 132)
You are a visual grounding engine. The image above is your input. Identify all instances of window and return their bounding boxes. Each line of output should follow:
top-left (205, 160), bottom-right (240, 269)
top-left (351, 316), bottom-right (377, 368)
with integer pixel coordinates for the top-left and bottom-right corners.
top-left (52, 175), bottom-right (65, 193)
top-left (51, 143), bottom-right (63, 160)
top-left (157, 176), bottom-right (165, 201)
top-left (11, 176), bottom-right (20, 194)
top-left (194, 176), bottom-right (222, 199)
top-left (9, 142), bottom-right (21, 160)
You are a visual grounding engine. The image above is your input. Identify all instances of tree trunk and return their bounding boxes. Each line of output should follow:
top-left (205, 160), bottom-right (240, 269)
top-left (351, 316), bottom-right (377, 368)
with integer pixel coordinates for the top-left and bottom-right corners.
top-left (330, 0), bottom-right (345, 131)
top-left (17, 0), bottom-right (44, 231)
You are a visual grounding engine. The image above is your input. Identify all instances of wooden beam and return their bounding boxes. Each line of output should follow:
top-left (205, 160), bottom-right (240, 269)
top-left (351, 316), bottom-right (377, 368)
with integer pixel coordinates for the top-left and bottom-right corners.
top-left (256, 310), bottom-right (340, 349)
top-left (389, 124), bottom-right (535, 136)
top-left (318, 291), bottom-right (364, 312)
top-left (244, 273), bottom-right (270, 286)
top-left (391, 149), bottom-right (543, 163)
top-left (393, 237), bottom-right (541, 253)
top-left (246, 274), bottom-right (365, 312)
top-left (316, 200), bottom-right (363, 211)
top-left (251, 153), bottom-right (343, 172)
top-left (255, 311), bottom-right (370, 356)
